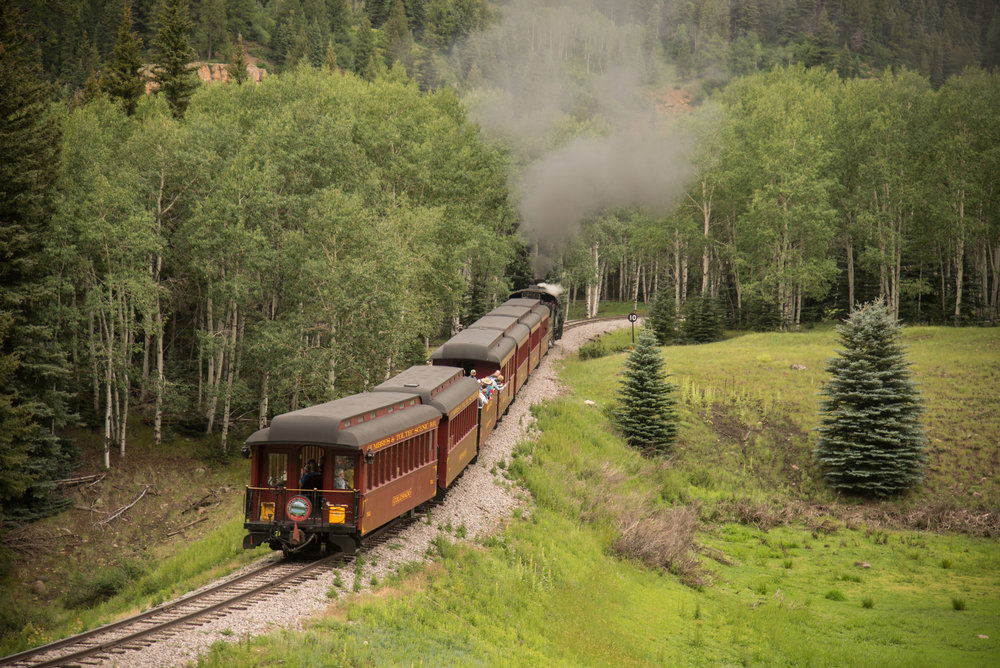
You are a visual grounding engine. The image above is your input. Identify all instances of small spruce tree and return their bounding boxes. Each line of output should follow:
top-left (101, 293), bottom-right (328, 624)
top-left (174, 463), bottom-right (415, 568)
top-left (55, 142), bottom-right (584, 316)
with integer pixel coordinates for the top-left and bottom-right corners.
top-left (104, 1), bottom-right (145, 115)
top-left (613, 327), bottom-right (678, 454)
top-left (153, 0), bottom-right (199, 118)
top-left (814, 299), bottom-right (927, 498)
top-left (680, 294), bottom-right (723, 344)
top-left (647, 290), bottom-right (677, 345)
top-left (227, 33), bottom-right (250, 85)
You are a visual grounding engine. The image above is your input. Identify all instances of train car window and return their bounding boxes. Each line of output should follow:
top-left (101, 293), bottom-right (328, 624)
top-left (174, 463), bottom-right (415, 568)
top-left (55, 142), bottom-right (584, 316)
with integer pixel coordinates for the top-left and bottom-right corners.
top-left (267, 453), bottom-right (287, 487)
top-left (333, 455), bottom-right (354, 489)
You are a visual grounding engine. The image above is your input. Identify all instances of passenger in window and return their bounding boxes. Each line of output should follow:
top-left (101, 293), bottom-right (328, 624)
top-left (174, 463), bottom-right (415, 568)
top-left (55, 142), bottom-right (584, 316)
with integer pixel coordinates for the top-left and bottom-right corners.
top-left (300, 460), bottom-right (322, 489)
top-left (334, 468), bottom-right (347, 489)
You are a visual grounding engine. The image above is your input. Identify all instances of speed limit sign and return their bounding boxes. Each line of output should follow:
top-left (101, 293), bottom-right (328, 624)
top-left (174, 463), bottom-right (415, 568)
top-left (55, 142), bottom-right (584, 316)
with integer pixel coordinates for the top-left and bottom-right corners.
top-left (628, 312), bottom-right (638, 322)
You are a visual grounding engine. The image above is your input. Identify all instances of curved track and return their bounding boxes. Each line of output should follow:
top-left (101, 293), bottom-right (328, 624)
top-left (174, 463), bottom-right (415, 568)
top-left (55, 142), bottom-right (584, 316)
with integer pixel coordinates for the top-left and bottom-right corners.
top-left (0, 502), bottom-right (441, 668)
top-left (563, 315), bottom-right (632, 332)
top-left (0, 556), bottom-right (345, 668)
top-left (2, 320), bottom-right (614, 667)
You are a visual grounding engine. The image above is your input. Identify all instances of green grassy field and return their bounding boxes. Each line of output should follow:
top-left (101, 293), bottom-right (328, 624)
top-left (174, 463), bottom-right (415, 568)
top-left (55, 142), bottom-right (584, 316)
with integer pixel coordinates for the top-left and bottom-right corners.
top-left (195, 325), bottom-right (999, 667)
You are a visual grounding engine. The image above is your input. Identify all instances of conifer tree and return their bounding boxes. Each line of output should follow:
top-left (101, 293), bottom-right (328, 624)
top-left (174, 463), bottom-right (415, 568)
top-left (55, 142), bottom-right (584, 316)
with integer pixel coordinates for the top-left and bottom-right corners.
top-left (647, 290), bottom-right (677, 345)
top-left (680, 294), bottom-right (723, 344)
top-left (384, 0), bottom-right (413, 68)
top-left (354, 16), bottom-right (377, 80)
top-left (104, 1), bottom-right (145, 115)
top-left (0, 4), bottom-right (75, 522)
top-left (613, 327), bottom-right (678, 454)
top-left (227, 33), bottom-right (250, 85)
top-left (324, 41), bottom-right (339, 72)
top-left (814, 299), bottom-right (927, 498)
top-left (153, 0), bottom-right (198, 118)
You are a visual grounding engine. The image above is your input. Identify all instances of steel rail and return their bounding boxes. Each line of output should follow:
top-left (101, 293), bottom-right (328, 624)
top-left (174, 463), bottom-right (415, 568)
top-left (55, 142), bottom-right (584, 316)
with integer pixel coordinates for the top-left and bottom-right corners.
top-left (563, 315), bottom-right (633, 331)
top-left (0, 555), bottom-right (342, 668)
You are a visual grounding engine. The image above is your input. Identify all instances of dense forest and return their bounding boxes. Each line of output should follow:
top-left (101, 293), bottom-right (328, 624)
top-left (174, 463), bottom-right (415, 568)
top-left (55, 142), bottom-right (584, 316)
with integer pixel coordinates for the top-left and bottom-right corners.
top-left (14, 1), bottom-right (1000, 94)
top-left (1, 0), bottom-right (998, 524)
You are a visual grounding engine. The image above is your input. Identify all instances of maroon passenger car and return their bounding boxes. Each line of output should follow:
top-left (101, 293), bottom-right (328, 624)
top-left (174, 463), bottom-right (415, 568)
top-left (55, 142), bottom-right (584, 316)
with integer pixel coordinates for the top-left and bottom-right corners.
top-left (242, 392), bottom-right (440, 555)
top-left (374, 365), bottom-right (481, 492)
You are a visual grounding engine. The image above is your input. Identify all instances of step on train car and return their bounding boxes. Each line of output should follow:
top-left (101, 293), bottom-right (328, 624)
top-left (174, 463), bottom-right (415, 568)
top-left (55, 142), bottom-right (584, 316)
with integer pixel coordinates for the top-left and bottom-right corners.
top-left (241, 286), bottom-right (562, 555)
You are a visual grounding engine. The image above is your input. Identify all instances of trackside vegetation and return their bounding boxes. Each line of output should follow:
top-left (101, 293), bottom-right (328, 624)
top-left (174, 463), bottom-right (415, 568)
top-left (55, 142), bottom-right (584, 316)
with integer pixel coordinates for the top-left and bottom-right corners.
top-left (194, 325), bottom-right (999, 666)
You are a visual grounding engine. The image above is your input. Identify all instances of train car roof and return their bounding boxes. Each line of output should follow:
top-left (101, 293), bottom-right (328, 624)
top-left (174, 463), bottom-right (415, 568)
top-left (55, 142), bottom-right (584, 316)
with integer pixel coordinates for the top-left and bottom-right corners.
top-left (505, 322), bottom-right (530, 344)
top-left (372, 365), bottom-right (479, 416)
top-left (429, 327), bottom-right (516, 364)
top-left (488, 305), bottom-right (532, 319)
top-left (503, 297), bottom-right (543, 308)
top-left (467, 315), bottom-right (519, 336)
top-left (425, 377), bottom-right (480, 418)
top-left (519, 310), bottom-right (542, 329)
top-left (245, 392), bottom-right (440, 450)
top-left (373, 365), bottom-right (463, 403)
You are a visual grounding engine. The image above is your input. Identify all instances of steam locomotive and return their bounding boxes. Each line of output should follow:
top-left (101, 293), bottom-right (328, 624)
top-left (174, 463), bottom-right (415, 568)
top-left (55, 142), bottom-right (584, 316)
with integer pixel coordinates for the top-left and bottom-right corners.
top-left (241, 284), bottom-right (563, 555)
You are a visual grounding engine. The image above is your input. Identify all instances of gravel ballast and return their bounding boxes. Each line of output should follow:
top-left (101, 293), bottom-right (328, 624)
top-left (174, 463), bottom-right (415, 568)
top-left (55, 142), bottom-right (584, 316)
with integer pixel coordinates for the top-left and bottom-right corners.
top-left (99, 318), bottom-right (629, 667)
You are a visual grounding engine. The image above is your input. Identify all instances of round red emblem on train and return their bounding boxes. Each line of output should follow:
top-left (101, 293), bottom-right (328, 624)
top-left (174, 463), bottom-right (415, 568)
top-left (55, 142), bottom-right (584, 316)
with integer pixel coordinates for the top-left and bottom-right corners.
top-left (286, 495), bottom-right (311, 521)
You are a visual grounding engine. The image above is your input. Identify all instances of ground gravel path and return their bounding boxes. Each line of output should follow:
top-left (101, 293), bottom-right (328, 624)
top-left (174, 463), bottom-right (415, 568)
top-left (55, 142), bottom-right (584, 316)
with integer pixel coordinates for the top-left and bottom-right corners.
top-left (101, 318), bottom-right (630, 667)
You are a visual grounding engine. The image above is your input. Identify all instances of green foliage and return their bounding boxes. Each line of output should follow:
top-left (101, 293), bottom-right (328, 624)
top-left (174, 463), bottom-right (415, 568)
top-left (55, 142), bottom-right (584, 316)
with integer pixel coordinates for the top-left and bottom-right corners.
top-left (613, 327), bottom-right (678, 454)
top-left (814, 299), bottom-right (927, 498)
top-left (64, 558), bottom-right (146, 609)
top-left (152, 0), bottom-right (199, 118)
top-left (647, 290), bottom-right (678, 344)
top-left (48, 66), bottom-right (518, 456)
top-left (103, 2), bottom-right (144, 116)
top-left (576, 339), bottom-right (608, 361)
top-left (226, 33), bottom-right (250, 85)
top-left (680, 294), bottom-right (724, 344)
top-left (0, 4), bottom-right (76, 522)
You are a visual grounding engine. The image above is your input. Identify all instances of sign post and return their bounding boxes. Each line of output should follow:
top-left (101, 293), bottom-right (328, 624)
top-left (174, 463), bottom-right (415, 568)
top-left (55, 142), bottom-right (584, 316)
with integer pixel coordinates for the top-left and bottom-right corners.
top-left (628, 312), bottom-right (638, 344)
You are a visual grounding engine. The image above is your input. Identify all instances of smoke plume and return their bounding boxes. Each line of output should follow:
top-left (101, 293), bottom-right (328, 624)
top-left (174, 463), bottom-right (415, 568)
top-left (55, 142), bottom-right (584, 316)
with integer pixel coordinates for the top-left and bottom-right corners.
top-left (461, 0), bottom-right (694, 278)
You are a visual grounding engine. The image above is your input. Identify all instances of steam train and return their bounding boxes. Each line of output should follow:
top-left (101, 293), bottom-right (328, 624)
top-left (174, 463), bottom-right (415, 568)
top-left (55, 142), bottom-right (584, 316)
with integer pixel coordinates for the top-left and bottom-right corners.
top-left (241, 284), bottom-right (563, 555)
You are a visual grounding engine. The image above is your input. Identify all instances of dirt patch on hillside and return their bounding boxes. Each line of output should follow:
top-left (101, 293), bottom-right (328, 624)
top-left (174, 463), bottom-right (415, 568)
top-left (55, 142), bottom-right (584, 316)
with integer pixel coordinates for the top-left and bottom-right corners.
top-left (1, 432), bottom-right (245, 610)
top-left (649, 86), bottom-right (694, 118)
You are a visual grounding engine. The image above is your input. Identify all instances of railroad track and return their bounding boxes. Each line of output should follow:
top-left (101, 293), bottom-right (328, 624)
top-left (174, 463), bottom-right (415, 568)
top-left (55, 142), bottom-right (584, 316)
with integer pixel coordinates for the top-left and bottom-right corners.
top-left (0, 507), bottom-right (442, 668)
top-left (563, 314), bottom-right (634, 332)
top-left (0, 555), bottom-right (346, 668)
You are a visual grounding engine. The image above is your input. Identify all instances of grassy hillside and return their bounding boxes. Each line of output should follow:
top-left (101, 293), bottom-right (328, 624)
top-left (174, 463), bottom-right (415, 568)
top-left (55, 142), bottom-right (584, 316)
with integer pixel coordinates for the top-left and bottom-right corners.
top-left (0, 430), bottom-right (257, 654)
top-left (194, 326), bottom-right (998, 666)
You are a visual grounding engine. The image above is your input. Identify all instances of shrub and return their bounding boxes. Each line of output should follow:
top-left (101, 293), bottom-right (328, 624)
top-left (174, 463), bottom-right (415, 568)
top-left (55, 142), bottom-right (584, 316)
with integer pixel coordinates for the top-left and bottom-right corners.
top-left (825, 589), bottom-right (846, 601)
top-left (951, 597), bottom-right (966, 611)
top-left (861, 597), bottom-right (874, 608)
top-left (64, 558), bottom-right (145, 609)
top-left (611, 505), bottom-right (706, 587)
top-left (578, 339), bottom-right (608, 360)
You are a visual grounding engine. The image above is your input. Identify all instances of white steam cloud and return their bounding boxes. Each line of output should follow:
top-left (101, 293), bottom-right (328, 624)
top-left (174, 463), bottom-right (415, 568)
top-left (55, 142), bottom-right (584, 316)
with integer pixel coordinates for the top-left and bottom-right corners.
top-left (461, 0), bottom-right (694, 278)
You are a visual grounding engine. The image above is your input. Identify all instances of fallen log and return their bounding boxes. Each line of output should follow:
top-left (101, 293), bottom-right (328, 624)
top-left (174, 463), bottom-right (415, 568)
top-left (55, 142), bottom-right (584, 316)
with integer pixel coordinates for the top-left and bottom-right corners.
top-left (166, 516), bottom-right (208, 537)
top-left (98, 485), bottom-right (150, 527)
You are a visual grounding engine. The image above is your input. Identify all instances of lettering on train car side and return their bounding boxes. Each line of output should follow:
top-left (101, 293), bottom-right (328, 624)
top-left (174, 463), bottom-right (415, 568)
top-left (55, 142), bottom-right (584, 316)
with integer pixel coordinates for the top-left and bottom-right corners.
top-left (369, 419), bottom-right (438, 451)
top-left (392, 488), bottom-right (413, 506)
